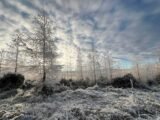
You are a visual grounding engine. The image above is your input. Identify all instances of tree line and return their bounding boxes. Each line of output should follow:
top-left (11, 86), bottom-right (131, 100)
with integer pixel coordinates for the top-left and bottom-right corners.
top-left (0, 10), bottom-right (59, 87)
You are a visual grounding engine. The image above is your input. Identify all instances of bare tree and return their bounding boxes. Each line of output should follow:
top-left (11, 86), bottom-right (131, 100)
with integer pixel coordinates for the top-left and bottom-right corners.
top-left (22, 10), bottom-right (58, 83)
top-left (136, 63), bottom-right (141, 81)
top-left (0, 49), bottom-right (4, 73)
top-left (104, 55), bottom-right (108, 79)
top-left (8, 31), bottom-right (23, 73)
top-left (104, 51), bottom-right (112, 81)
top-left (77, 47), bottom-right (83, 80)
top-left (133, 56), bottom-right (141, 81)
top-left (91, 39), bottom-right (97, 84)
top-left (107, 54), bottom-right (112, 80)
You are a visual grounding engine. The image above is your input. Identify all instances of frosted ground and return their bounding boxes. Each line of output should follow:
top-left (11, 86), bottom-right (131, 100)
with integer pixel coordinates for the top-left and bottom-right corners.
top-left (0, 85), bottom-right (160, 120)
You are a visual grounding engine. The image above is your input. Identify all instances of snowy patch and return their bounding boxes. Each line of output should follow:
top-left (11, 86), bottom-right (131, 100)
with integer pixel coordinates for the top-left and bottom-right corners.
top-left (0, 86), bottom-right (160, 119)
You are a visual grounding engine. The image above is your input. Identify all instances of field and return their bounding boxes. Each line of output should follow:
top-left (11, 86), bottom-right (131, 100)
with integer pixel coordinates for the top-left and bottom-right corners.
top-left (0, 85), bottom-right (160, 120)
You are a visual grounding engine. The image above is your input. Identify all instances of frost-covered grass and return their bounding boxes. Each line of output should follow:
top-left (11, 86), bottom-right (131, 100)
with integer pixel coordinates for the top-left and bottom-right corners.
top-left (0, 85), bottom-right (160, 120)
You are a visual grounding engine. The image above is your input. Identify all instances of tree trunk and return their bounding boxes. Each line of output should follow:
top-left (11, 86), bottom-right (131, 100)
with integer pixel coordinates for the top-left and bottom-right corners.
top-left (108, 55), bottom-right (112, 81)
top-left (93, 54), bottom-right (96, 84)
top-left (0, 60), bottom-right (1, 73)
top-left (42, 12), bottom-right (46, 83)
top-left (15, 40), bottom-right (19, 73)
top-left (136, 63), bottom-right (141, 81)
top-left (42, 36), bottom-right (46, 82)
top-left (0, 51), bottom-right (2, 73)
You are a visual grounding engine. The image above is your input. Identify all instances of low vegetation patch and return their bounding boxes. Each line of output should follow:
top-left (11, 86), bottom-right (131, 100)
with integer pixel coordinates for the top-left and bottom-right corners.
top-left (97, 76), bottom-right (109, 87)
top-left (22, 80), bottom-right (35, 90)
top-left (155, 74), bottom-right (160, 84)
top-left (59, 74), bottom-right (150, 90)
top-left (0, 73), bottom-right (24, 91)
top-left (60, 78), bottom-right (94, 90)
top-left (111, 73), bottom-right (148, 89)
top-left (39, 83), bottom-right (69, 96)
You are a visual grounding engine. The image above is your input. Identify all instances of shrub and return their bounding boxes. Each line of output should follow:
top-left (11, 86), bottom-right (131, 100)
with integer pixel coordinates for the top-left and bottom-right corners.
top-left (53, 84), bottom-right (69, 93)
top-left (41, 85), bottom-right (53, 96)
top-left (22, 80), bottom-right (35, 90)
top-left (60, 78), bottom-right (71, 86)
top-left (111, 73), bottom-right (137, 88)
top-left (59, 78), bottom-right (94, 90)
top-left (0, 89), bottom-right (17, 99)
top-left (73, 80), bottom-right (89, 89)
top-left (39, 83), bottom-right (69, 96)
top-left (97, 76), bottom-right (108, 87)
top-left (146, 80), bottom-right (157, 86)
top-left (155, 74), bottom-right (160, 84)
top-left (145, 74), bottom-right (160, 87)
top-left (0, 73), bottom-right (24, 91)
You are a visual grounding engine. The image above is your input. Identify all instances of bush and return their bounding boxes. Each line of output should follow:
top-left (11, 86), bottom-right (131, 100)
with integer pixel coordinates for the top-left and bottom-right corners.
top-left (41, 85), bottom-right (54, 96)
top-left (146, 74), bottom-right (160, 87)
top-left (39, 83), bottom-right (69, 96)
top-left (53, 83), bottom-right (69, 93)
top-left (0, 73), bottom-right (24, 91)
top-left (59, 78), bottom-right (93, 90)
top-left (22, 80), bottom-right (35, 90)
top-left (111, 73), bottom-right (138, 88)
top-left (146, 80), bottom-right (157, 86)
top-left (97, 76), bottom-right (109, 87)
top-left (72, 80), bottom-right (89, 89)
top-left (155, 74), bottom-right (160, 84)
top-left (0, 89), bottom-right (17, 99)
top-left (60, 78), bottom-right (71, 86)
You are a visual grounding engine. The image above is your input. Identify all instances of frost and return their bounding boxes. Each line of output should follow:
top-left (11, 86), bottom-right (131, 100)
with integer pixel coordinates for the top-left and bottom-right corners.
top-left (0, 85), bottom-right (160, 120)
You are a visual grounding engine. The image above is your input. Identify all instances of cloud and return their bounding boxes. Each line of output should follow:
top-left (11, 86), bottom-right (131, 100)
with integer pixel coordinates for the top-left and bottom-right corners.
top-left (0, 0), bottom-right (160, 66)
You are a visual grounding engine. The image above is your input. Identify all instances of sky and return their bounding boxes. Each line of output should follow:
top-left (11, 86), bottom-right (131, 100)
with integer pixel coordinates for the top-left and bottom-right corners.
top-left (0, 0), bottom-right (160, 68)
